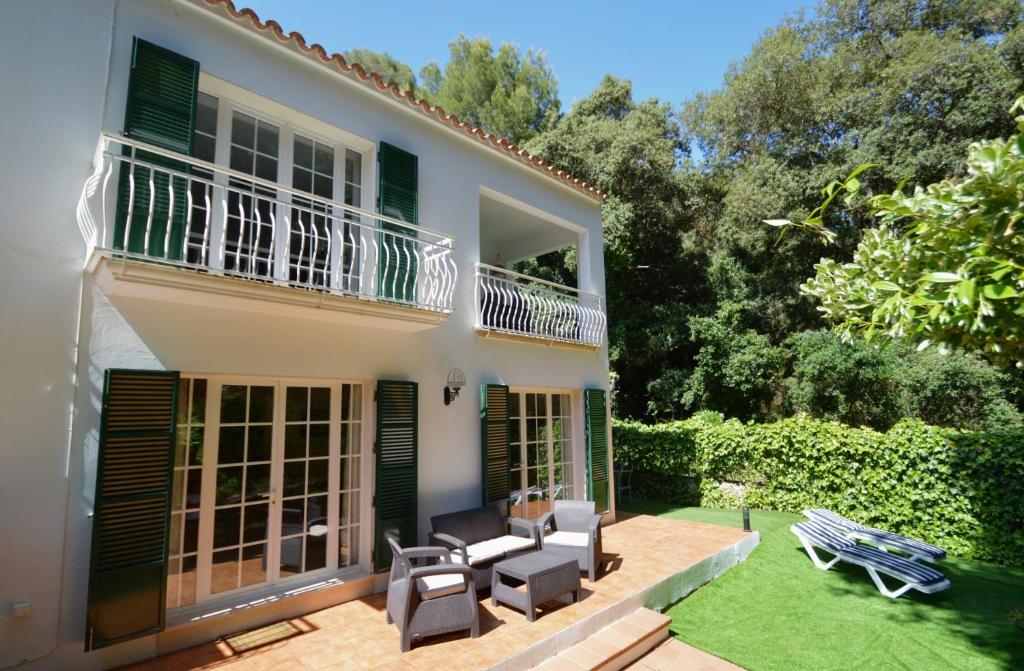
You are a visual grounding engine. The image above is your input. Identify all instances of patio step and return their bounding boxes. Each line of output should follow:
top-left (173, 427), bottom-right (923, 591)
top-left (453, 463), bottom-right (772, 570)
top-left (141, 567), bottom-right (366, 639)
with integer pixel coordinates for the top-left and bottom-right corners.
top-left (534, 608), bottom-right (670, 671)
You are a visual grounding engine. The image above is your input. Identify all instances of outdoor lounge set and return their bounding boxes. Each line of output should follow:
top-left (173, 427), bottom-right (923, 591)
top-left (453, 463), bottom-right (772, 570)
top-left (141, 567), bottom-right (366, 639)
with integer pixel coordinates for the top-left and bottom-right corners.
top-left (791, 508), bottom-right (950, 599)
top-left (386, 500), bottom-right (605, 651)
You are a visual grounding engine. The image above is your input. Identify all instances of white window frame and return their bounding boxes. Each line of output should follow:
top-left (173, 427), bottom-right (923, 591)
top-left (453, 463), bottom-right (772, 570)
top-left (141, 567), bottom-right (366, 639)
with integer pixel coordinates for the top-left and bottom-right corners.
top-left (195, 74), bottom-right (376, 287)
top-left (508, 387), bottom-right (582, 520)
top-left (170, 374), bottom-right (373, 613)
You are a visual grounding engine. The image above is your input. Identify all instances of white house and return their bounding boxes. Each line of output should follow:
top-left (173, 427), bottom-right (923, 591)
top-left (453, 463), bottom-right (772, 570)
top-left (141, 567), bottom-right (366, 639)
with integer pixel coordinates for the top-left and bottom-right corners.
top-left (0, 1), bottom-right (612, 668)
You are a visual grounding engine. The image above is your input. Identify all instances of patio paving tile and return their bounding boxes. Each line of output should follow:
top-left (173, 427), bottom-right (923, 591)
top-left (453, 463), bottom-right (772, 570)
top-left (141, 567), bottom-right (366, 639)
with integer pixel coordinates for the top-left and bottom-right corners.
top-left (121, 514), bottom-right (749, 671)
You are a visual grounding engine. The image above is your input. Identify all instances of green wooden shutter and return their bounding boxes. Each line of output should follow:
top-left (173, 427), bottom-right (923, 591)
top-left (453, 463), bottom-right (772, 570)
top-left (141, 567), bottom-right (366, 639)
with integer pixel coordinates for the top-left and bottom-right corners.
top-left (373, 380), bottom-right (418, 571)
top-left (377, 142), bottom-right (418, 303)
top-left (85, 369), bottom-right (180, 651)
top-left (481, 384), bottom-right (511, 513)
top-left (115, 38), bottom-right (199, 260)
top-left (585, 388), bottom-right (611, 513)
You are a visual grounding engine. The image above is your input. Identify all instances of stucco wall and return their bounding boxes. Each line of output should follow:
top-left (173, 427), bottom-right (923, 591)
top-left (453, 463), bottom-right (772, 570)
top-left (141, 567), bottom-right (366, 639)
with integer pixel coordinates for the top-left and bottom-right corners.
top-left (0, 1), bottom-right (608, 668)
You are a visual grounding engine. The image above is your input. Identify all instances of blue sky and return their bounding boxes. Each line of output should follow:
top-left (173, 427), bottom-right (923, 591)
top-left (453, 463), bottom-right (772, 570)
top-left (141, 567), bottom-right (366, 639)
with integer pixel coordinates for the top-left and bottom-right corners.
top-left (240, 0), bottom-right (813, 107)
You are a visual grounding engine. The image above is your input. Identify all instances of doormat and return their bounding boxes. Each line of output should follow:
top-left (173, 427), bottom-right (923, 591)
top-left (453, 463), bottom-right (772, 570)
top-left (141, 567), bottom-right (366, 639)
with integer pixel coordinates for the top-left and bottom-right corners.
top-left (223, 621), bottom-right (301, 653)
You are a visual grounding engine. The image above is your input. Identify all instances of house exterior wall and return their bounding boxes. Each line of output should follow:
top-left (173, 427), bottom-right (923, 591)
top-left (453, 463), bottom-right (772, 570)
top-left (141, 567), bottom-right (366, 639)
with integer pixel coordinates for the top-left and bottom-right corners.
top-left (0, 1), bottom-right (608, 669)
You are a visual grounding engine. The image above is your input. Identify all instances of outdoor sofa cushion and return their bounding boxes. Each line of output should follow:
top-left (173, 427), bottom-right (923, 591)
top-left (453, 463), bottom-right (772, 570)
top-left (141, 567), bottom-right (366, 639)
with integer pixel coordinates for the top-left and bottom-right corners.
top-left (452, 535), bottom-right (536, 565)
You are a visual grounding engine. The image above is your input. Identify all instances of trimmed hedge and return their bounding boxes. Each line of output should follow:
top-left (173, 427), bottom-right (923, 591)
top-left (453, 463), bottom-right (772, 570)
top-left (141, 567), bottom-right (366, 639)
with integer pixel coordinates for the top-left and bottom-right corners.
top-left (613, 415), bottom-right (1024, 566)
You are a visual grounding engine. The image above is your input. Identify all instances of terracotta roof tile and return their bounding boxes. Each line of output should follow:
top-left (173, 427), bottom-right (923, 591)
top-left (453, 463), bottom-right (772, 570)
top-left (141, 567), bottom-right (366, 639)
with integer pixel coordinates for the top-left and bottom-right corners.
top-left (199, 0), bottom-right (607, 202)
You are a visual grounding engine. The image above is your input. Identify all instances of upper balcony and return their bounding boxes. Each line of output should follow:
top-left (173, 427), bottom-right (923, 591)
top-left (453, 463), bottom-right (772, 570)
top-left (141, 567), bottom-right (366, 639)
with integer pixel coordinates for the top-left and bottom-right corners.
top-left (476, 190), bottom-right (606, 349)
top-left (475, 264), bottom-right (606, 348)
top-left (77, 133), bottom-right (457, 329)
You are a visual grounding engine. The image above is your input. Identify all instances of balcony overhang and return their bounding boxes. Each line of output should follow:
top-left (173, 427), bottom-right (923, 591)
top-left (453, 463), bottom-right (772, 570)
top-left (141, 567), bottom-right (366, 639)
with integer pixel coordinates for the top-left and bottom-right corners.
top-left (475, 327), bottom-right (602, 351)
top-left (89, 251), bottom-right (450, 331)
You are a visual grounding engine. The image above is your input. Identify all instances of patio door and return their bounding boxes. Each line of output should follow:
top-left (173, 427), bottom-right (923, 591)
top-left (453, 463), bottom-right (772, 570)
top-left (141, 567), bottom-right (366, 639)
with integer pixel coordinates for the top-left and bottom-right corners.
top-left (165, 377), bottom-right (363, 610)
top-left (509, 390), bottom-right (575, 520)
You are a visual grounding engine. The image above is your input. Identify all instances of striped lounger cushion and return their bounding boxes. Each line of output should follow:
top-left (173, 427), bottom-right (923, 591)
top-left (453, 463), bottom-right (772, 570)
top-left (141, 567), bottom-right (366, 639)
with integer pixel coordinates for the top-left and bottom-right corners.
top-left (804, 508), bottom-right (946, 561)
top-left (837, 545), bottom-right (947, 587)
top-left (792, 521), bottom-right (855, 554)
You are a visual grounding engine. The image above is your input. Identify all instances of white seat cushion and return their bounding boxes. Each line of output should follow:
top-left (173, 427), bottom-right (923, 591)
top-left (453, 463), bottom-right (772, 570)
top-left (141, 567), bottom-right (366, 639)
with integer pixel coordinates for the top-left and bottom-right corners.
top-left (452, 535), bottom-right (536, 566)
top-left (545, 531), bottom-right (589, 548)
top-left (415, 572), bottom-right (465, 600)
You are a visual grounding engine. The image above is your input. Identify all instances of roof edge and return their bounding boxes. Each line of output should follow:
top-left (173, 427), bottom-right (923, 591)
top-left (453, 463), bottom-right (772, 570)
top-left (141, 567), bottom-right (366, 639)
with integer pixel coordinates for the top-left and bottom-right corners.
top-left (195, 0), bottom-right (607, 203)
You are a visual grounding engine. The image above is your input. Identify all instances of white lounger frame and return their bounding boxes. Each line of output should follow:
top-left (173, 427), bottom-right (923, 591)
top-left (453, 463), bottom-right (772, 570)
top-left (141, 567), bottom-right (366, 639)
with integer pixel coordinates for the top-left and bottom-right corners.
top-left (791, 524), bottom-right (951, 599)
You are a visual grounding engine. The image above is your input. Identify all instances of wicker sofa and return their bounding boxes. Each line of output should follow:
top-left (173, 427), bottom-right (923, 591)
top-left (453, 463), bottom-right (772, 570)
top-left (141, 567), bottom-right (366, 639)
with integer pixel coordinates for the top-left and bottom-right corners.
top-left (429, 504), bottom-right (540, 591)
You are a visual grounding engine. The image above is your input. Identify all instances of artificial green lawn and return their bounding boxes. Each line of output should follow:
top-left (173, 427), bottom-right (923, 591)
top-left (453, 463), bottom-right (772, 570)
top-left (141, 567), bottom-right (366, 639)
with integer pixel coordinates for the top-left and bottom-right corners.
top-left (621, 499), bottom-right (1024, 670)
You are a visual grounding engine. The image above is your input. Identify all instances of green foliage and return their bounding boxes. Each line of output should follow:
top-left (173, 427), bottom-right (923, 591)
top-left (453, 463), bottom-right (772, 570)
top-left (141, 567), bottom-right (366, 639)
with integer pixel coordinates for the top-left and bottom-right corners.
top-left (679, 303), bottom-right (787, 421)
top-left (648, 0), bottom-right (1023, 421)
top-left (525, 76), bottom-right (701, 421)
top-left (801, 98), bottom-right (1024, 368)
top-left (614, 415), bottom-right (1024, 565)
top-left (343, 49), bottom-right (416, 92)
top-left (783, 330), bottom-right (909, 429)
top-left (416, 35), bottom-right (560, 142)
top-left (782, 330), bottom-right (1022, 431)
top-left (905, 348), bottom-right (1024, 431)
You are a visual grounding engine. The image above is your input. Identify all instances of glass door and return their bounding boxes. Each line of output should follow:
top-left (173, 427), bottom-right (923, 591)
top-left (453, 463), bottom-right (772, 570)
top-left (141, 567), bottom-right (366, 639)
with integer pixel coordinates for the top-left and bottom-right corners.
top-left (210, 383), bottom-right (275, 594)
top-left (166, 377), bottom-right (364, 609)
top-left (279, 385), bottom-right (332, 577)
top-left (509, 391), bottom-right (575, 520)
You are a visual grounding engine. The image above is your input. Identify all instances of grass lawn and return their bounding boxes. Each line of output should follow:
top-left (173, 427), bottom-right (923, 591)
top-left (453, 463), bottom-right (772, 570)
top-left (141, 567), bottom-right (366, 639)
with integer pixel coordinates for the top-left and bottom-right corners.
top-left (621, 499), bottom-right (1024, 670)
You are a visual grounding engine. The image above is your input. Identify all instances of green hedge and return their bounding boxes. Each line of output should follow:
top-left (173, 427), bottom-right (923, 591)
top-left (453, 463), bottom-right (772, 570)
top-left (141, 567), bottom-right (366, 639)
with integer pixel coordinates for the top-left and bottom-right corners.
top-left (613, 415), bottom-right (1024, 566)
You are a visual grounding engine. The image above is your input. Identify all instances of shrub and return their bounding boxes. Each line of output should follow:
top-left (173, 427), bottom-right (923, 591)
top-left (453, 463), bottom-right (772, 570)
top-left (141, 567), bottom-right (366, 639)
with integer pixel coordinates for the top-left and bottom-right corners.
top-left (781, 330), bottom-right (1024, 432)
top-left (783, 331), bottom-right (909, 429)
top-left (904, 349), bottom-right (1024, 432)
top-left (613, 415), bottom-right (1024, 566)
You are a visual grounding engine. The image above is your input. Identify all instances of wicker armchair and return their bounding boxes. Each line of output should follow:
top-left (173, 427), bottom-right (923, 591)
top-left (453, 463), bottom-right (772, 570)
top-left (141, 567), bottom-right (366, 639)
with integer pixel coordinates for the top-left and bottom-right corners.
top-left (537, 500), bottom-right (604, 581)
top-left (385, 538), bottom-right (479, 652)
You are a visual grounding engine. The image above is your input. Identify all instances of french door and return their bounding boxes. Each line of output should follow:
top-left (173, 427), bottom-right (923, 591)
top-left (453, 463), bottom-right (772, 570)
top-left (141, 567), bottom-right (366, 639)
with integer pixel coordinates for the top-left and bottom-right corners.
top-left (509, 390), bottom-right (575, 520)
top-left (166, 377), bottom-right (363, 609)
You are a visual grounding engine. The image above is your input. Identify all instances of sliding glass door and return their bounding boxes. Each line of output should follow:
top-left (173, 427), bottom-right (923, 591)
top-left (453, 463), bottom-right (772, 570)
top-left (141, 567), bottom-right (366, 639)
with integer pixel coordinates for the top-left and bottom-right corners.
top-left (166, 377), bottom-right (363, 610)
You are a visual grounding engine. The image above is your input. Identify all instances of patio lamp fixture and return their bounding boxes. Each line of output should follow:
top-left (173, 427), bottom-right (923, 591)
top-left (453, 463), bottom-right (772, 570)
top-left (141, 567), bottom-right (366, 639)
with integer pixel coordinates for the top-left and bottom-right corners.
top-left (444, 368), bottom-right (466, 406)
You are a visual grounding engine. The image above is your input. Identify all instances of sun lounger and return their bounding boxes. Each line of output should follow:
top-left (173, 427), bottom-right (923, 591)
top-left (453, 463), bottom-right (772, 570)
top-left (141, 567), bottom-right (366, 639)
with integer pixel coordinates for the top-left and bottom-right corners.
top-left (791, 520), bottom-right (951, 599)
top-left (803, 508), bottom-right (946, 562)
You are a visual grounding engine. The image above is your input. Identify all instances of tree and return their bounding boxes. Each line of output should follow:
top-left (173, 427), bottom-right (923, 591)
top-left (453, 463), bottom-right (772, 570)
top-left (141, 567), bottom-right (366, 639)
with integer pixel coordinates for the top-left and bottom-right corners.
top-left (417, 35), bottom-right (560, 142)
top-left (800, 98), bottom-right (1024, 369)
top-left (525, 76), bottom-right (701, 419)
top-left (783, 330), bottom-right (908, 429)
top-left (342, 49), bottom-right (416, 92)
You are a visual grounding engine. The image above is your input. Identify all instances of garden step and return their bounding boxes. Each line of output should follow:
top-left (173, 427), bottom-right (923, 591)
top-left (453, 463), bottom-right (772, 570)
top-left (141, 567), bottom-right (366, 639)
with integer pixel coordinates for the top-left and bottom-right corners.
top-left (534, 608), bottom-right (670, 671)
top-left (626, 638), bottom-right (744, 670)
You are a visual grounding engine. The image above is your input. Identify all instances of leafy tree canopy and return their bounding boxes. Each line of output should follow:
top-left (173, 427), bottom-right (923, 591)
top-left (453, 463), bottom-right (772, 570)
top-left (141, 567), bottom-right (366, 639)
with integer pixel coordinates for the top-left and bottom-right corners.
top-left (343, 49), bottom-right (416, 92)
top-left (416, 35), bottom-right (561, 142)
top-left (800, 98), bottom-right (1024, 368)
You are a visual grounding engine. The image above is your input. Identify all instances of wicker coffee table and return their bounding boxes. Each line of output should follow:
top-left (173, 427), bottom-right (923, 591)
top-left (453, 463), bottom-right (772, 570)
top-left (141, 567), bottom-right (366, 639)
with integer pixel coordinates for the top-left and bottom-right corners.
top-left (491, 550), bottom-right (581, 622)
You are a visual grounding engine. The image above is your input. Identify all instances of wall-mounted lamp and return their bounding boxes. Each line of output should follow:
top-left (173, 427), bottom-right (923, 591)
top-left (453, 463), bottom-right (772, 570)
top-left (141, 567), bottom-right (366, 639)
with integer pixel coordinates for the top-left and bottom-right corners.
top-left (444, 368), bottom-right (466, 406)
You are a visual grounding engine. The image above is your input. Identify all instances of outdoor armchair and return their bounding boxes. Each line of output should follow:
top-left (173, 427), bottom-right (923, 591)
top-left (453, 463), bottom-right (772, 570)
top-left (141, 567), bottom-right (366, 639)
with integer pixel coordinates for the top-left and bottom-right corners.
top-left (537, 500), bottom-right (604, 581)
top-left (385, 537), bottom-right (479, 652)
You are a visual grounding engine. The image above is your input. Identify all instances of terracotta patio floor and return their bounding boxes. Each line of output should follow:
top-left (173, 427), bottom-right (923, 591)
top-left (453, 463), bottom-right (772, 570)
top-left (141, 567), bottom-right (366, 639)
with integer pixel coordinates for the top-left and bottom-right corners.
top-left (118, 514), bottom-right (752, 671)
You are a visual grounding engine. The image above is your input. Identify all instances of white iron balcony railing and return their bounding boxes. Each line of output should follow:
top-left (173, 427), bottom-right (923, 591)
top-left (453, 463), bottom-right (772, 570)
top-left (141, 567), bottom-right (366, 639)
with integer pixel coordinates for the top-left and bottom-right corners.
top-left (474, 263), bottom-right (606, 347)
top-left (77, 132), bottom-right (457, 312)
